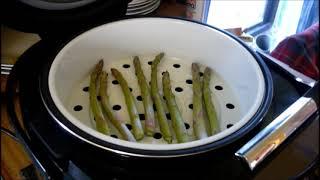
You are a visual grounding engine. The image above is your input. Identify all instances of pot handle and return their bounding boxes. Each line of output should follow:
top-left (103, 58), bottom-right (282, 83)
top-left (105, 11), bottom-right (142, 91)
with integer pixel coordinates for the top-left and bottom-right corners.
top-left (5, 61), bottom-right (49, 177)
top-left (235, 82), bottom-right (319, 170)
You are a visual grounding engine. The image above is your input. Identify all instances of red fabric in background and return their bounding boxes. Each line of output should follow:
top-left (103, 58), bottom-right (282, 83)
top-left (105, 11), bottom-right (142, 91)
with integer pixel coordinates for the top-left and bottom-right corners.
top-left (271, 23), bottom-right (319, 80)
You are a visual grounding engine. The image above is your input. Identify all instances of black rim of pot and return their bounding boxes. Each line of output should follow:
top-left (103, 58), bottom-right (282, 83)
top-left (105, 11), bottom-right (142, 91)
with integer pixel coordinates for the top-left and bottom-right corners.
top-left (38, 16), bottom-right (274, 157)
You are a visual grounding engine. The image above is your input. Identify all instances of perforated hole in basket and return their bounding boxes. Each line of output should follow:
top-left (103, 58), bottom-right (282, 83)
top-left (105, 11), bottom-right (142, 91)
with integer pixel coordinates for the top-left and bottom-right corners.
top-left (67, 55), bottom-right (241, 144)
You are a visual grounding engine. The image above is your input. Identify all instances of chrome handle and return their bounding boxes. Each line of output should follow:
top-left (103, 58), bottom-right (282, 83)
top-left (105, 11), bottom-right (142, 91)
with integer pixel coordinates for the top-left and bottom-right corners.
top-left (235, 96), bottom-right (318, 170)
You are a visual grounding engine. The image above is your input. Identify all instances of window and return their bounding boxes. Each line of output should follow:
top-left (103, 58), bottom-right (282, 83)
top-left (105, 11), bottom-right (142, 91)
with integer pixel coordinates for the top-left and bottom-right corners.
top-left (268, 0), bottom-right (304, 51)
top-left (207, 1), bottom-right (266, 29)
top-left (202, 0), bottom-right (318, 52)
top-left (203, 0), bottom-right (279, 35)
top-left (266, 0), bottom-right (319, 51)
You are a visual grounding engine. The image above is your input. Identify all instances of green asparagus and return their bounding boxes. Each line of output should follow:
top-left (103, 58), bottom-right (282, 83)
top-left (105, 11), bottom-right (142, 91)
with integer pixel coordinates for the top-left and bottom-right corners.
top-left (150, 53), bottom-right (172, 143)
top-left (133, 56), bottom-right (156, 136)
top-left (162, 71), bottom-right (188, 143)
top-left (89, 60), bottom-right (110, 135)
top-left (111, 68), bottom-right (144, 140)
top-left (203, 67), bottom-right (219, 135)
top-left (192, 63), bottom-right (208, 139)
top-left (99, 71), bottom-right (136, 142)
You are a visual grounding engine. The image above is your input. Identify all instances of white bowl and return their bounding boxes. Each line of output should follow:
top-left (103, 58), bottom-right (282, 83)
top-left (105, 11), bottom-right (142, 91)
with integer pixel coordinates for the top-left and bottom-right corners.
top-left (47, 17), bottom-right (271, 156)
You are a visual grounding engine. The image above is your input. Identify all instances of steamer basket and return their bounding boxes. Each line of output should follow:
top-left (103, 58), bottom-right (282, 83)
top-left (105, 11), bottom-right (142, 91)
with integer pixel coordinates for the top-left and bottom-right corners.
top-left (41, 17), bottom-right (272, 156)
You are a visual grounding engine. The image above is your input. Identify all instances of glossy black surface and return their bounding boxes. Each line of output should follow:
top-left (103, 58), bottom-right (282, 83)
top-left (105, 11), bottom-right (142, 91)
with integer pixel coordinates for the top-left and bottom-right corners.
top-left (2, 0), bottom-right (130, 37)
top-left (7, 27), bottom-right (318, 180)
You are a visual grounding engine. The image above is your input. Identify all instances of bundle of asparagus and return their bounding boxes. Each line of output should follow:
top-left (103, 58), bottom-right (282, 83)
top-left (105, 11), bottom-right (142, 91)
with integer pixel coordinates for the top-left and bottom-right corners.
top-left (162, 71), bottom-right (188, 143)
top-left (150, 53), bottom-right (173, 143)
top-left (133, 56), bottom-right (156, 136)
top-left (111, 68), bottom-right (144, 140)
top-left (88, 53), bottom-right (219, 143)
top-left (90, 60), bottom-right (136, 141)
top-left (192, 63), bottom-right (208, 139)
top-left (203, 67), bottom-right (220, 135)
top-left (99, 71), bottom-right (136, 142)
top-left (89, 60), bottom-right (110, 135)
top-left (192, 63), bottom-right (220, 138)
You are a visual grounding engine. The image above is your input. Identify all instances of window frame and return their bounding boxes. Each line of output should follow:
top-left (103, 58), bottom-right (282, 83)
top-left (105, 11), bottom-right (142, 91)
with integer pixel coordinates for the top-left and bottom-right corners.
top-left (245, 0), bottom-right (280, 35)
top-left (203, 0), bottom-right (280, 36)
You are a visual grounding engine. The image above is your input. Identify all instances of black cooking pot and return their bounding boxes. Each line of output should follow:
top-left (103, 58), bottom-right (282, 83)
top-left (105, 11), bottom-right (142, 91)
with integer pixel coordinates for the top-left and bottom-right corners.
top-left (2, 0), bottom-right (131, 37)
top-left (5, 14), bottom-right (275, 179)
top-left (38, 17), bottom-right (273, 158)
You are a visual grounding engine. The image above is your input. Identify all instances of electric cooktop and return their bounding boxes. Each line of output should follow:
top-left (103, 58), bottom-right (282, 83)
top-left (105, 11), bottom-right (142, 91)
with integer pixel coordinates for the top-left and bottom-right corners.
top-left (6, 38), bottom-right (319, 180)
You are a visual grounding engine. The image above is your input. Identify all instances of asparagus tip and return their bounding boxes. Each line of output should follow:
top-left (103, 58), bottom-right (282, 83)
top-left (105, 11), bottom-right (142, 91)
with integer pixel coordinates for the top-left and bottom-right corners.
top-left (133, 56), bottom-right (139, 61)
top-left (163, 71), bottom-right (169, 77)
top-left (204, 67), bottom-right (212, 74)
top-left (96, 59), bottom-right (104, 72)
top-left (192, 63), bottom-right (200, 71)
top-left (110, 68), bottom-right (117, 74)
top-left (157, 52), bottom-right (165, 59)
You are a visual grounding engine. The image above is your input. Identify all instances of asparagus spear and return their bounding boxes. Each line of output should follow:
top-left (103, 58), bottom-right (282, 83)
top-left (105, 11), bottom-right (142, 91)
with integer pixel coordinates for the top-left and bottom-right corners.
top-left (133, 56), bottom-right (156, 136)
top-left (150, 53), bottom-right (172, 143)
top-left (203, 67), bottom-right (219, 135)
top-left (162, 71), bottom-right (188, 143)
top-left (111, 68), bottom-right (144, 140)
top-left (90, 60), bottom-right (110, 135)
top-left (99, 71), bottom-right (136, 142)
top-left (192, 63), bottom-right (208, 139)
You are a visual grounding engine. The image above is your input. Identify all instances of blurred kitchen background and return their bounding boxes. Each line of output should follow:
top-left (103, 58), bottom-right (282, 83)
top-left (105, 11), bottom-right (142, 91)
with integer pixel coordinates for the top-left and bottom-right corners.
top-left (184, 0), bottom-right (319, 52)
top-left (2, 0), bottom-right (319, 68)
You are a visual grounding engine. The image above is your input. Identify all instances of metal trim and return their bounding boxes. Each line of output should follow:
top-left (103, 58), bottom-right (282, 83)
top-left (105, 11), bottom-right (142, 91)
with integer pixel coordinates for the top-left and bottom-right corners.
top-left (235, 97), bottom-right (318, 170)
